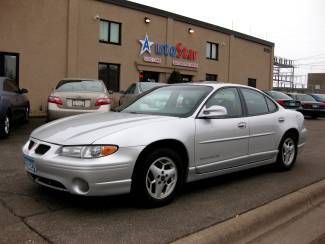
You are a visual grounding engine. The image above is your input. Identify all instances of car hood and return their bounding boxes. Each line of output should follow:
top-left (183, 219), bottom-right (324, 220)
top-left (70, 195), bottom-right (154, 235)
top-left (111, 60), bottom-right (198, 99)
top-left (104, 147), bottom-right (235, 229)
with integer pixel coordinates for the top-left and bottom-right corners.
top-left (31, 112), bottom-right (174, 145)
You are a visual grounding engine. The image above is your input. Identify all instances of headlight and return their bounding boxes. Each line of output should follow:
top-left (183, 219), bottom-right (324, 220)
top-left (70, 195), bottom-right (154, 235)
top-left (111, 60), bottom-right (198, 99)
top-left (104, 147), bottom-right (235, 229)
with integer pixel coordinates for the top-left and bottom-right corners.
top-left (60, 145), bottom-right (118, 158)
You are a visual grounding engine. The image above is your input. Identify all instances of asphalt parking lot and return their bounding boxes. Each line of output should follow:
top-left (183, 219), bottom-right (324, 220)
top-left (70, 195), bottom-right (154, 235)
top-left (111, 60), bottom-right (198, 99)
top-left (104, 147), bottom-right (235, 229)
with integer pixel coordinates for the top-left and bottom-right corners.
top-left (1, 117), bottom-right (325, 243)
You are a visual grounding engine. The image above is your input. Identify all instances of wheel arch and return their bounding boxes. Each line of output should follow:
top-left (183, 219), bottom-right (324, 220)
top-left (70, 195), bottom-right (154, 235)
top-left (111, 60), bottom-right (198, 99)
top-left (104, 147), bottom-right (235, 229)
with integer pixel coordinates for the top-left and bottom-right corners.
top-left (132, 139), bottom-right (189, 181)
top-left (281, 128), bottom-right (299, 146)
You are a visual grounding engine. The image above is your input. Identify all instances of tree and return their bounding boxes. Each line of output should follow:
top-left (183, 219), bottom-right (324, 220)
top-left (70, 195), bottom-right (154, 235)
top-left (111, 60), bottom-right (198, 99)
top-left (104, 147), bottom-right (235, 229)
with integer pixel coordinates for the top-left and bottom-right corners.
top-left (168, 70), bottom-right (183, 84)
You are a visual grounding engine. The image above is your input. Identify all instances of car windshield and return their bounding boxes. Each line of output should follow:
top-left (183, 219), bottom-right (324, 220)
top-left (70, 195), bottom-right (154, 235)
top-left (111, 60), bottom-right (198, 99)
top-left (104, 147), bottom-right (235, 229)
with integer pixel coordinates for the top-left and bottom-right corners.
top-left (121, 85), bottom-right (212, 117)
top-left (269, 91), bottom-right (292, 100)
top-left (55, 80), bottom-right (105, 92)
top-left (139, 82), bottom-right (161, 92)
top-left (296, 94), bottom-right (316, 102)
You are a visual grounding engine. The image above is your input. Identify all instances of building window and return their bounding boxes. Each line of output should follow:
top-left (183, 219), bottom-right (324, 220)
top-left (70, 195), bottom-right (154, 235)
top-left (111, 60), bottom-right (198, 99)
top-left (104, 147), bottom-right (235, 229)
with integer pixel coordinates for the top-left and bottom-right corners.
top-left (206, 73), bottom-right (218, 81)
top-left (99, 19), bottom-right (121, 45)
top-left (248, 78), bottom-right (257, 88)
top-left (98, 63), bottom-right (120, 92)
top-left (206, 42), bottom-right (218, 60)
top-left (0, 52), bottom-right (19, 85)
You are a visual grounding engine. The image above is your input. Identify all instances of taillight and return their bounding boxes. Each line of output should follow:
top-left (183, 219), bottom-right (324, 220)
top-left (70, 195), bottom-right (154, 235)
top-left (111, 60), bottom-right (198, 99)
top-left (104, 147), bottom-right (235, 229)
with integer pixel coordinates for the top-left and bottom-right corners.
top-left (48, 96), bottom-right (63, 105)
top-left (276, 99), bottom-right (285, 106)
top-left (95, 98), bottom-right (111, 107)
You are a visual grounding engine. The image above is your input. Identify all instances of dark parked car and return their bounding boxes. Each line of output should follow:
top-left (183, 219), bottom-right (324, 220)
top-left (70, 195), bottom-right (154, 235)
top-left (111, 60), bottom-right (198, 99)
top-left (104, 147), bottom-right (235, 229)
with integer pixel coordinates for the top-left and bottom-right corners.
top-left (119, 82), bottom-right (165, 106)
top-left (287, 93), bottom-right (325, 118)
top-left (0, 77), bottom-right (29, 138)
top-left (264, 90), bottom-right (301, 110)
top-left (309, 93), bottom-right (325, 104)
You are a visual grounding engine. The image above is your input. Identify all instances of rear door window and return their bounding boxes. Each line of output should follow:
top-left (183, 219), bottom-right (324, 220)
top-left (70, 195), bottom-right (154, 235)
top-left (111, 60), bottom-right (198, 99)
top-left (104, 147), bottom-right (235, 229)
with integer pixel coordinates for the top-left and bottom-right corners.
top-left (241, 88), bottom-right (269, 116)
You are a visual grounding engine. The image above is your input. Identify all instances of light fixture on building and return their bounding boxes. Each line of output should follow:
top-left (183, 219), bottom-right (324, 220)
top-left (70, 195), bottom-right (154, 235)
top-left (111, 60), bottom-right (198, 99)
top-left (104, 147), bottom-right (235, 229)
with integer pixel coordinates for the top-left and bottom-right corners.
top-left (188, 28), bottom-right (195, 34)
top-left (94, 14), bottom-right (100, 21)
top-left (144, 17), bottom-right (151, 24)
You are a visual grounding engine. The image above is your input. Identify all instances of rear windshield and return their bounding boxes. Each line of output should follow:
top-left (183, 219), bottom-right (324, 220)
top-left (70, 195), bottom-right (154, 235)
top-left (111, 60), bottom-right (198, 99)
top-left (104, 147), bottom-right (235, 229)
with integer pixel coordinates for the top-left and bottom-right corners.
top-left (139, 82), bottom-right (161, 92)
top-left (56, 80), bottom-right (105, 92)
top-left (296, 94), bottom-right (316, 102)
top-left (313, 94), bottom-right (325, 102)
top-left (268, 91), bottom-right (292, 100)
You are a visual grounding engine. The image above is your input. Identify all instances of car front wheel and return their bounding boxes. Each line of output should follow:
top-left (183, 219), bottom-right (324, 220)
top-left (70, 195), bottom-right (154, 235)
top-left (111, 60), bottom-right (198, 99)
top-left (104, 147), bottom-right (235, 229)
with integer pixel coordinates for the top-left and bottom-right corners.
top-left (132, 148), bottom-right (184, 207)
top-left (276, 134), bottom-right (297, 170)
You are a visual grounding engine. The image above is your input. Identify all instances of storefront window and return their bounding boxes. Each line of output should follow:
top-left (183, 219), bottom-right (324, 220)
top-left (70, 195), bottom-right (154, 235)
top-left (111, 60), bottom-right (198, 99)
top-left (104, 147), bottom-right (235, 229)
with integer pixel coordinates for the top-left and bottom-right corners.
top-left (98, 63), bottom-right (120, 92)
top-left (0, 52), bottom-right (19, 85)
top-left (99, 19), bottom-right (121, 45)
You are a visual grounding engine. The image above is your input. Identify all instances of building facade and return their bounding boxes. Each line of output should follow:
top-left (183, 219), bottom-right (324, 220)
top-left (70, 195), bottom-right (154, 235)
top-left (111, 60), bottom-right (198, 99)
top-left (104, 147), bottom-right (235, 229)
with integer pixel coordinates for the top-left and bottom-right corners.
top-left (0, 0), bottom-right (274, 115)
top-left (308, 73), bottom-right (325, 92)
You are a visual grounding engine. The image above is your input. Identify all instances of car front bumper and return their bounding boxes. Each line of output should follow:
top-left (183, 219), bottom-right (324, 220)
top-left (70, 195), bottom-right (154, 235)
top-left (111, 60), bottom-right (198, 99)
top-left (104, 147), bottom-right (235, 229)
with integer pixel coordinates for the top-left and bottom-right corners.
top-left (22, 138), bottom-right (144, 196)
top-left (298, 127), bottom-right (307, 153)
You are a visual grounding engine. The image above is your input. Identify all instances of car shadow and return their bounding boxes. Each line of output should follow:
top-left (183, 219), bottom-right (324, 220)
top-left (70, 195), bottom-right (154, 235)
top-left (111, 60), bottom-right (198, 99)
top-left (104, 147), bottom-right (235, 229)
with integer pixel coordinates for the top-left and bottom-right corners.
top-left (33, 163), bottom-right (279, 211)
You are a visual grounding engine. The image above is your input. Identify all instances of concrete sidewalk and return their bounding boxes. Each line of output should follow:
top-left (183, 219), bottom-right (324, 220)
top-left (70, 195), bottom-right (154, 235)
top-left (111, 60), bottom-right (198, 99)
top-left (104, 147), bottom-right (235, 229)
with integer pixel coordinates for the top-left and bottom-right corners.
top-left (173, 179), bottom-right (325, 244)
top-left (250, 202), bottom-right (325, 244)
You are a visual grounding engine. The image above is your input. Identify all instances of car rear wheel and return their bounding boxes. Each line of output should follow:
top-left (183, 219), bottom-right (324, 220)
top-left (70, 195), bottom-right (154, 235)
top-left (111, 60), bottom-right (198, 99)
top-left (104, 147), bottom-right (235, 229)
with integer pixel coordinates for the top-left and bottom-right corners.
top-left (276, 134), bottom-right (297, 170)
top-left (0, 114), bottom-right (10, 138)
top-left (132, 148), bottom-right (184, 207)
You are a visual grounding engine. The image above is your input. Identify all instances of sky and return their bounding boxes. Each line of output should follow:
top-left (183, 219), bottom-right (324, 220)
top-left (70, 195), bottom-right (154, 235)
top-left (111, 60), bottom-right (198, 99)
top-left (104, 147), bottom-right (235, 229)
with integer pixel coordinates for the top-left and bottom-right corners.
top-left (131, 0), bottom-right (325, 85)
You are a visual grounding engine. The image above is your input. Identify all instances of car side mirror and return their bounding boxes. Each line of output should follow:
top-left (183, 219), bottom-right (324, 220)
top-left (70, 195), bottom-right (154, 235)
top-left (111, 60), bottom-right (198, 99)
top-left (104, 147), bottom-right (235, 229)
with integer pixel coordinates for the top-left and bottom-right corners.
top-left (198, 105), bottom-right (228, 119)
top-left (20, 88), bottom-right (28, 94)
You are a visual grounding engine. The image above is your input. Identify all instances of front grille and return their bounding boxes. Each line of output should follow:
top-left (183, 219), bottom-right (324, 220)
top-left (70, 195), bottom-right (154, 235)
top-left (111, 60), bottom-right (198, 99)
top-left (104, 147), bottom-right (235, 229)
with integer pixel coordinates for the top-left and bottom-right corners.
top-left (35, 144), bottom-right (51, 155)
top-left (28, 140), bottom-right (35, 150)
top-left (30, 173), bottom-right (67, 191)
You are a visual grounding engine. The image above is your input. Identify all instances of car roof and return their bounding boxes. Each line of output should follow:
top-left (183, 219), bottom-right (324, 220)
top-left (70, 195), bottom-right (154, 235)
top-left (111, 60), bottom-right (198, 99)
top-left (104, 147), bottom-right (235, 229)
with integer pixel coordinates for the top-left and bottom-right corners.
top-left (60, 78), bottom-right (100, 81)
top-left (173, 81), bottom-right (258, 90)
top-left (287, 93), bottom-right (307, 95)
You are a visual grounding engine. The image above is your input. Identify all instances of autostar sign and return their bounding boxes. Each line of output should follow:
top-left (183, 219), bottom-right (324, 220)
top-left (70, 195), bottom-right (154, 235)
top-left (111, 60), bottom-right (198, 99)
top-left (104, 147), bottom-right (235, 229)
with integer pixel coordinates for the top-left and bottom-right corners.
top-left (139, 34), bottom-right (199, 67)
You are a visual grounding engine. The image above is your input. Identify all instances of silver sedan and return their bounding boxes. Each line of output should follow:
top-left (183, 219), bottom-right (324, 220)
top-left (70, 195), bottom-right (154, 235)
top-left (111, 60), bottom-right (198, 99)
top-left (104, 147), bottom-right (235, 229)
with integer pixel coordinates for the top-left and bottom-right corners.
top-left (22, 83), bottom-right (307, 206)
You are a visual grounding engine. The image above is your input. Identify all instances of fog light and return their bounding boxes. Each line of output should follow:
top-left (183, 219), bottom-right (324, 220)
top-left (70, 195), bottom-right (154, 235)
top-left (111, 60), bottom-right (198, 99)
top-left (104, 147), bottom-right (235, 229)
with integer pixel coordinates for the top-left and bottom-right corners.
top-left (72, 178), bottom-right (89, 194)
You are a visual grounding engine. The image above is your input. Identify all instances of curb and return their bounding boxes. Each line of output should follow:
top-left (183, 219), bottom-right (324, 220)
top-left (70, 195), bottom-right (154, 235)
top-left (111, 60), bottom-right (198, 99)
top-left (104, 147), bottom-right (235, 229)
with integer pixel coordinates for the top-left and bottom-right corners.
top-left (172, 179), bottom-right (325, 244)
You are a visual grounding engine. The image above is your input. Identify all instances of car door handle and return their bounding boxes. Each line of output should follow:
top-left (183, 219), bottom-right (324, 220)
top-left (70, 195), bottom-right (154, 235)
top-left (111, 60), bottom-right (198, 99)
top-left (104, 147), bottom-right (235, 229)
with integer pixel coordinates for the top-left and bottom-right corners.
top-left (278, 117), bottom-right (285, 123)
top-left (238, 122), bottom-right (247, 128)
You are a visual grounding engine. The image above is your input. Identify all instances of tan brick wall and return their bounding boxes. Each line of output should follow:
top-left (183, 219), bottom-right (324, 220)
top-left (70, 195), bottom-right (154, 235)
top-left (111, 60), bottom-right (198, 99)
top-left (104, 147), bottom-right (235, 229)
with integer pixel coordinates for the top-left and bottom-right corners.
top-left (0, 0), bottom-right (274, 115)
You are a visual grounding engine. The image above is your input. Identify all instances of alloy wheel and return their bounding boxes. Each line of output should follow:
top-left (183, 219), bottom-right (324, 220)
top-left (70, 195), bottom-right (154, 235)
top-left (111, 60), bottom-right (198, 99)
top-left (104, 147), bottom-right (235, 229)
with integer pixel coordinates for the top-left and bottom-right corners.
top-left (282, 138), bottom-right (295, 166)
top-left (145, 157), bottom-right (178, 200)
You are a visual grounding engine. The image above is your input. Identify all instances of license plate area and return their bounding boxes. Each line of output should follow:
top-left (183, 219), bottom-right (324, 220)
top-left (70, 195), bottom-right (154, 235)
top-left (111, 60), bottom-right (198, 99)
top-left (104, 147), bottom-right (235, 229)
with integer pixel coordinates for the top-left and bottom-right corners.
top-left (24, 155), bottom-right (37, 174)
top-left (312, 105), bottom-right (318, 108)
top-left (72, 99), bottom-right (85, 107)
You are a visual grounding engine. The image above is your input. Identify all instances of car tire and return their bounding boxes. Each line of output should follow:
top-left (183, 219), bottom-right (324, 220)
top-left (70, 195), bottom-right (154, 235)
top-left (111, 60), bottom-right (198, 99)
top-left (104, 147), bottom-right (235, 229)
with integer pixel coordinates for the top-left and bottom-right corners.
top-left (276, 133), bottom-right (298, 171)
top-left (132, 148), bottom-right (184, 207)
top-left (0, 113), bottom-right (11, 138)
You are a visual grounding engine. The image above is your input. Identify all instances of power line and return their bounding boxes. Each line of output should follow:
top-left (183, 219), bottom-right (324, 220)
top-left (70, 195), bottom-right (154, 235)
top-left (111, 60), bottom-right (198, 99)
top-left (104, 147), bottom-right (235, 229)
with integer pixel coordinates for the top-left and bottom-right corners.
top-left (294, 53), bottom-right (325, 61)
top-left (295, 61), bottom-right (325, 66)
